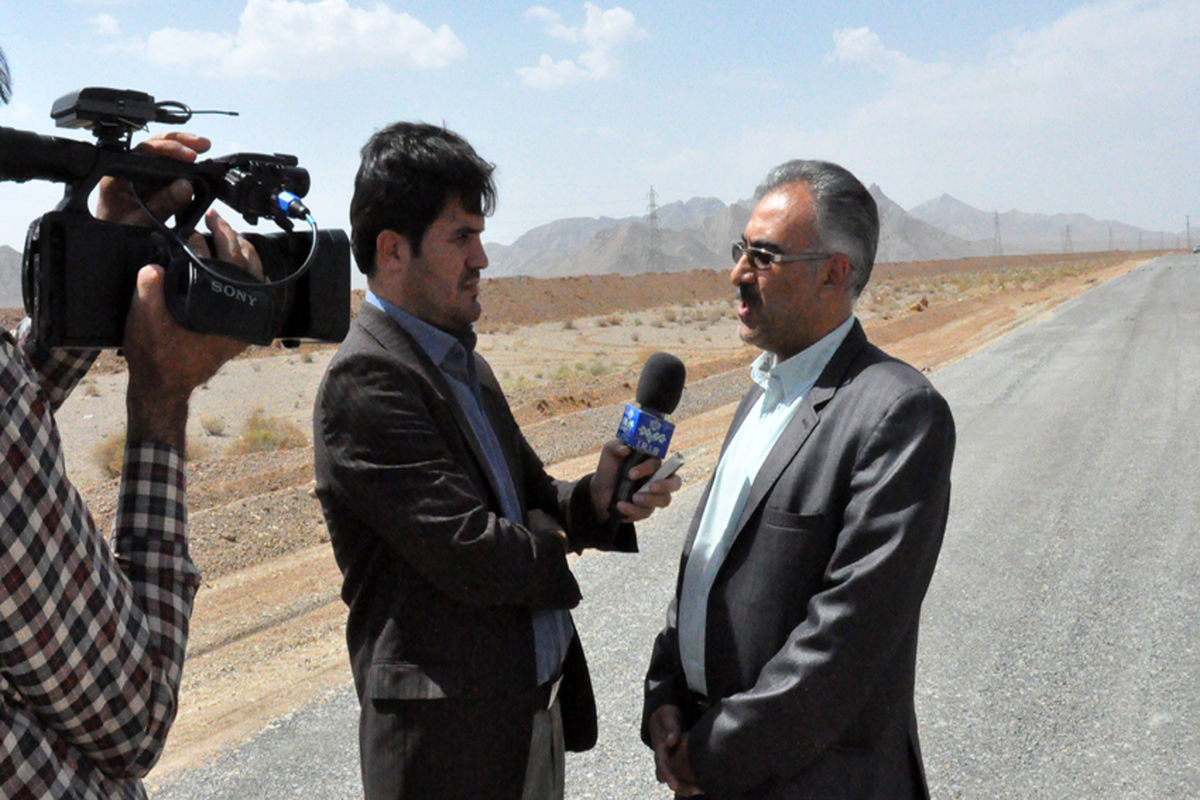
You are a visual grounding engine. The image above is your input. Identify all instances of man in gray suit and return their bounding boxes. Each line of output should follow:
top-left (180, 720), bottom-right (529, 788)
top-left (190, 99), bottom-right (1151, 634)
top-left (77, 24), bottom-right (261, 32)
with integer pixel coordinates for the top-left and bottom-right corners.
top-left (643, 160), bottom-right (955, 799)
top-left (313, 121), bottom-right (679, 800)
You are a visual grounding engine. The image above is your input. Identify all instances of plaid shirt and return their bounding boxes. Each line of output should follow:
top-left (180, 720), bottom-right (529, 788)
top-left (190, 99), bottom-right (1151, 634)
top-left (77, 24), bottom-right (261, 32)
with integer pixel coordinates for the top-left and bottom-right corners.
top-left (1, 320), bottom-right (201, 799)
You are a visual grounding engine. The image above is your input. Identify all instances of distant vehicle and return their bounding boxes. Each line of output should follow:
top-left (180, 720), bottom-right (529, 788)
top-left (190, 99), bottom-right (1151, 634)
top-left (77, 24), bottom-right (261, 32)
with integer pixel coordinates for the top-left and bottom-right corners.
top-left (1194, 245), bottom-right (1200, 253)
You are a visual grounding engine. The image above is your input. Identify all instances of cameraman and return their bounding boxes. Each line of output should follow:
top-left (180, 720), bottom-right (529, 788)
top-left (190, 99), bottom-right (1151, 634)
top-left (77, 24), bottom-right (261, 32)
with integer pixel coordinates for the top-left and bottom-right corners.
top-left (1, 48), bottom-right (261, 799)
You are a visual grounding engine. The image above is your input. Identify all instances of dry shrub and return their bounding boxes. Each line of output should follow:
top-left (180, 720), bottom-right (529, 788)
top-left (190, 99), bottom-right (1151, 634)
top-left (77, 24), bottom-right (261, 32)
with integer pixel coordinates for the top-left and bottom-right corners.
top-left (228, 409), bottom-right (307, 454)
top-left (93, 433), bottom-right (126, 479)
top-left (201, 415), bottom-right (227, 436)
top-left (94, 432), bottom-right (209, 478)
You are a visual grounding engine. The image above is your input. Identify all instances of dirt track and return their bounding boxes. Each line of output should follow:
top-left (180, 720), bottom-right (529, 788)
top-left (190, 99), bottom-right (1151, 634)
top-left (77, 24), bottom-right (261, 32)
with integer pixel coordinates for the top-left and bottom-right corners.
top-left (41, 251), bottom-right (1154, 784)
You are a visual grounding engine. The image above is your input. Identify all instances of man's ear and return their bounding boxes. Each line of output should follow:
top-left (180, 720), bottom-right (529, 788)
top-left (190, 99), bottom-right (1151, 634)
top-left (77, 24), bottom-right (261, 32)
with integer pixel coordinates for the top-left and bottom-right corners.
top-left (375, 229), bottom-right (411, 276)
top-left (823, 253), bottom-right (852, 291)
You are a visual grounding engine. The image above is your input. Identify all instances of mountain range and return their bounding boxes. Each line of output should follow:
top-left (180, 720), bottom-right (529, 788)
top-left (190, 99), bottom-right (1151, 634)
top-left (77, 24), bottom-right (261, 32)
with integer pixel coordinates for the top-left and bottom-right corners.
top-left (0, 190), bottom-right (1182, 307)
top-left (481, 187), bottom-right (1178, 279)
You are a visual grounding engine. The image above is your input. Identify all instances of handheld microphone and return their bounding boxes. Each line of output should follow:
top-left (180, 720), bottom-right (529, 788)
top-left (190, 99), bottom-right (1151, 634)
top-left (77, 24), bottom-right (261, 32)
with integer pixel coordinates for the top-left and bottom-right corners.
top-left (608, 352), bottom-right (686, 524)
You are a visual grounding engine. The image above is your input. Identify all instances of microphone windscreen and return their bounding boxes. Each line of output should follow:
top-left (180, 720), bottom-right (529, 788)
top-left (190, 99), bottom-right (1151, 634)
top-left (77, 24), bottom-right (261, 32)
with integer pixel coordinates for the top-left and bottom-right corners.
top-left (634, 352), bottom-right (686, 415)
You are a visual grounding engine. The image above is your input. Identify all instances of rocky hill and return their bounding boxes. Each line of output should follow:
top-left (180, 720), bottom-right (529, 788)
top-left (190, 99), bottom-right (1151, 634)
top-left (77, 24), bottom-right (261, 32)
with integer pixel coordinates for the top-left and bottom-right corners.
top-left (484, 185), bottom-right (987, 279)
top-left (909, 193), bottom-right (1159, 254)
top-left (484, 197), bottom-right (749, 278)
top-left (482, 186), bottom-right (1174, 280)
top-left (871, 185), bottom-right (974, 263)
top-left (0, 245), bottom-right (20, 308)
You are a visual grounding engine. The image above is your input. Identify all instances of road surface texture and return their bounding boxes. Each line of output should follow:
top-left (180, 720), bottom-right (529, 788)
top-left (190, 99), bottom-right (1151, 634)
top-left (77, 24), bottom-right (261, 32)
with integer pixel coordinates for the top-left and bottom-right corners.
top-left (151, 254), bottom-right (1199, 799)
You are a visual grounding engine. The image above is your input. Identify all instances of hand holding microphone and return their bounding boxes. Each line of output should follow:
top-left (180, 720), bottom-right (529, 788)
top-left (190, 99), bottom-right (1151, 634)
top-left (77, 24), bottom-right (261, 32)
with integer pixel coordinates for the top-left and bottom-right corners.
top-left (604, 352), bottom-right (686, 529)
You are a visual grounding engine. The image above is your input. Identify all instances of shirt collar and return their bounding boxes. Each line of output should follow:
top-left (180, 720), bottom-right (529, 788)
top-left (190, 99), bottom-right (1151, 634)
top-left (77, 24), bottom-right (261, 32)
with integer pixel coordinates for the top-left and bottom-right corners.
top-left (750, 315), bottom-right (856, 410)
top-left (366, 290), bottom-right (477, 383)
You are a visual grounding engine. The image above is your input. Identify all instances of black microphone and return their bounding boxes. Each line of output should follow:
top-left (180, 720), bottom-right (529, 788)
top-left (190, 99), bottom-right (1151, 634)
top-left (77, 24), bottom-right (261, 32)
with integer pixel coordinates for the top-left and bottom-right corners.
top-left (608, 352), bottom-right (686, 525)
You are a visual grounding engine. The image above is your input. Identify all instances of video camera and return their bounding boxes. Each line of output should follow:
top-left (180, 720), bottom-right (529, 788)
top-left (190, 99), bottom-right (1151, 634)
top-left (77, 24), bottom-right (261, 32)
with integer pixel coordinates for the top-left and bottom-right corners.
top-left (0, 87), bottom-right (350, 347)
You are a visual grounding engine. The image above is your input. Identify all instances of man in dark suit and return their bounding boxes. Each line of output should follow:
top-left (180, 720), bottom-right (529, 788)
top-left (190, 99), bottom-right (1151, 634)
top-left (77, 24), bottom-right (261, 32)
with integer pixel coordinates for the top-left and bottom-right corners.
top-left (313, 121), bottom-right (679, 800)
top-left (643, 160), bottom-right (955, 799)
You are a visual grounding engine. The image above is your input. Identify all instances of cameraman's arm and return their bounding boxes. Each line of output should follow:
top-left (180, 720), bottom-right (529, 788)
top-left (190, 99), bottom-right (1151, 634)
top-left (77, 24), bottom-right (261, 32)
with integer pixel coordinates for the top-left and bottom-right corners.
top-left (16, 320), bottom-right (98, 408)
top-left (0, 211), bottom-right (257, 780)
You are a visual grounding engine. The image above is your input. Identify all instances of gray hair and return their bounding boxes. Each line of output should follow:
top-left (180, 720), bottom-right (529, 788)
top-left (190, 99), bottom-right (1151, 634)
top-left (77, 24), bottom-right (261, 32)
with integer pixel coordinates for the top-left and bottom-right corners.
top-left (0, 48), bottom-right (10, 105)
top-left (756, 159), bottom-right (879, 299)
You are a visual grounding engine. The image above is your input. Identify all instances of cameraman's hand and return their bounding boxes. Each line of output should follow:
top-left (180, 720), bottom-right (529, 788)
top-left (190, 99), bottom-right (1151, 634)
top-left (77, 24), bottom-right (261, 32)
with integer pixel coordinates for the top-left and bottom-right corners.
top-left (187, 207), bottom-right (263, 276)
top-left (123, 209), bottom-right (261, 453)
top-left (96, 131), bottom-right (212, 226)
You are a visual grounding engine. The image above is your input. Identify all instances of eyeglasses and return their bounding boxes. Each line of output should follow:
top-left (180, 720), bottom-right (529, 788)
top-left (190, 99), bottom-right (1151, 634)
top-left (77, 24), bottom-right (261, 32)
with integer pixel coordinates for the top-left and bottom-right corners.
top-left (731, 241), bottom-right (834, 271)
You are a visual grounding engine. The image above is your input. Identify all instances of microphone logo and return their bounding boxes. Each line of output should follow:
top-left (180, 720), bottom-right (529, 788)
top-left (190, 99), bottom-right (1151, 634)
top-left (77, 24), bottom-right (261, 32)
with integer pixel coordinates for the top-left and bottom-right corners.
top-left (616, 404), bottom-right (674, 458)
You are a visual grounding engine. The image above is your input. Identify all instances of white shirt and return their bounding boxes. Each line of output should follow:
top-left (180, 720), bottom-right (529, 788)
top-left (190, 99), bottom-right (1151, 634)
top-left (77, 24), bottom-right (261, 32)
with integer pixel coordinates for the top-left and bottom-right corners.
top-left (677, 316), bottom-right (855, 694)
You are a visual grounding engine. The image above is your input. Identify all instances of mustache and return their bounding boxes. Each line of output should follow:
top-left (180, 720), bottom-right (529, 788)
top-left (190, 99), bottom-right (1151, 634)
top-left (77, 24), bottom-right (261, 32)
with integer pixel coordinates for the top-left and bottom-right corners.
top-left (738, 284), bottom-right (759, 305)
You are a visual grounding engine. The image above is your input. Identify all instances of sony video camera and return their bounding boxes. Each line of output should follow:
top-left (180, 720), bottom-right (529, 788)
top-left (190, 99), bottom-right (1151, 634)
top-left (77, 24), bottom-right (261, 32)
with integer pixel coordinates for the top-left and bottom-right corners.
top-left (0, 87), bottom-right (350, 347)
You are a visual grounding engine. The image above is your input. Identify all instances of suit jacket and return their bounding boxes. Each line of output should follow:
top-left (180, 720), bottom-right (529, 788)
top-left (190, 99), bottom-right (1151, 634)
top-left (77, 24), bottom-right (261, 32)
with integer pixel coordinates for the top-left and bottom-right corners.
top-left (643, 321), bottom-right (955, 800)
top-left (314, 304), bottom-right (635, 799)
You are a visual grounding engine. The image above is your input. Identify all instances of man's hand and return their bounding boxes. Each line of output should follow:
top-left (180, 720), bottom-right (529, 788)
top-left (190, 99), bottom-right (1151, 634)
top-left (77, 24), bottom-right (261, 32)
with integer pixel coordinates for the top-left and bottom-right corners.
top-left (649, 705), bottom-right (702, 796)
top-left (590, 439), bottom-right (683, 523)
top-left (96, 131), bottom-right (212, 226)
top-left (124, 209), bottom-right (262, 452)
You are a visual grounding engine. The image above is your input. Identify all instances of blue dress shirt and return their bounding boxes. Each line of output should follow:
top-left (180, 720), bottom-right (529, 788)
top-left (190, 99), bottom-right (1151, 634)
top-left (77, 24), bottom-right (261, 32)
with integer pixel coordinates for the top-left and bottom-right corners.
top-left (366, 291), bottom-right (573, 686)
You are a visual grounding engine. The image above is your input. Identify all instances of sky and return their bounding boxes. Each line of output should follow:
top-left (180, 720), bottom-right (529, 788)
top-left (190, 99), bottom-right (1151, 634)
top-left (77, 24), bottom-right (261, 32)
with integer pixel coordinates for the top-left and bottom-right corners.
top-left (2, 0), bottom-right (1198, 267)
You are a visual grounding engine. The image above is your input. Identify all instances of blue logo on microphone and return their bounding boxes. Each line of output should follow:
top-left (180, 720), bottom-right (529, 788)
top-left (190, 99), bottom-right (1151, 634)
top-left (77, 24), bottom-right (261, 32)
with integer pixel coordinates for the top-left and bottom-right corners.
top-left (616, 403), bottom-right (674, 458)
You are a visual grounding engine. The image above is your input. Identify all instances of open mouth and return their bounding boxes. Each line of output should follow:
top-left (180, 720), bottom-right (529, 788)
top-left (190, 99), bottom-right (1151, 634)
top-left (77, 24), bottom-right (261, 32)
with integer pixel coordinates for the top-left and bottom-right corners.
top-left (738, 285), bottom-right (760, 317)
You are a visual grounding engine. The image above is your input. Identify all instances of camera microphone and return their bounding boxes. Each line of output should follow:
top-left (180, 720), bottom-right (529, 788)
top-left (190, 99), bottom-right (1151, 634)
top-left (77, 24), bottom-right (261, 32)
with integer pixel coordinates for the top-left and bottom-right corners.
top-left (608, 352), bottom-right (686, 525)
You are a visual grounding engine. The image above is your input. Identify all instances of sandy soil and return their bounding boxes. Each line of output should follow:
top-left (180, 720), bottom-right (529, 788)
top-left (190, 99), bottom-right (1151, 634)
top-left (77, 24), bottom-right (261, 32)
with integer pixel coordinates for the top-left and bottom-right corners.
top-left (27, 250), bottom-right (1154, 785)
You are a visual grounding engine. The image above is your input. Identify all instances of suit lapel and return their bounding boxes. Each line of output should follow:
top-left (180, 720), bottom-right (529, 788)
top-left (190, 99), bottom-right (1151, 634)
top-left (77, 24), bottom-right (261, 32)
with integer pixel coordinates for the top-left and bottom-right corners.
top-left (729, 321), bottom-right (869, 537)
top-left (357, 305), bottom-right (505, 509)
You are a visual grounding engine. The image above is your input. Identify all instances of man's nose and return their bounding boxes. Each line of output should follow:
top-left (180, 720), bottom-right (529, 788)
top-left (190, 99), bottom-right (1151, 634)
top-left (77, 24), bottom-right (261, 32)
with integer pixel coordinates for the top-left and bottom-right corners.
top-left (730, 253), bottom-right (754, 285)
top-left (470, 238), bottom-right (488, 269)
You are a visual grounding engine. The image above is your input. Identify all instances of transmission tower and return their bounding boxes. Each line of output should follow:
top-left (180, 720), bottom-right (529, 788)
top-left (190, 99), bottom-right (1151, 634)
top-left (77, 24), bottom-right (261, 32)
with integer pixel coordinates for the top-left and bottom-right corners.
top-left (1108, 225), bottom-right (1114, 251)
top-left (1062, 224), bottom-right (1073, 254)
top-left (992, 211), bottom-right (1003, 256)
top-left (645, 185), bottom-right (662, 269)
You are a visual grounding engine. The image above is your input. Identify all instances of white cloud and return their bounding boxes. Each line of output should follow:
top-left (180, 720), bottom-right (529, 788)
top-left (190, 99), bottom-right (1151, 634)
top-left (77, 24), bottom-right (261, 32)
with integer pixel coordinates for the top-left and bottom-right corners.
top-left (517, 54), bottom-right (586, 90)
top-left (146, 28), bottom-right (235, 68)
top-left (813, 0), bottom-right (1200, 223)
top-left (832, 0), bottom-right (1200, 127)
top-left (517, 2), bottom-right (647, 89)
top-left (142, 0), bottom-right (466, 79)
top-left (831, 27), bottom-right (948, 84)
top-left (525, 6), bottom-right (581, 43)
top-left (89, 13), bottom-right (121, 37)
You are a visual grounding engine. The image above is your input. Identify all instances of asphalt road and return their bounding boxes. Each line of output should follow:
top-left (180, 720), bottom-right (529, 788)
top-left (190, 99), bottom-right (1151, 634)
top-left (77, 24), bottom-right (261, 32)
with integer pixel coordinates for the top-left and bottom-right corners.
top-left (151, 254), bottom-right (1200, 799)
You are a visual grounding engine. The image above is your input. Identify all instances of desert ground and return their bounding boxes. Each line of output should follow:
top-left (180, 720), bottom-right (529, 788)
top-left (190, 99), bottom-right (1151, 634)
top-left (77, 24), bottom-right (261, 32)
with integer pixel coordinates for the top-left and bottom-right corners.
top-left (8, 249), bottom-right (1155, 784)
